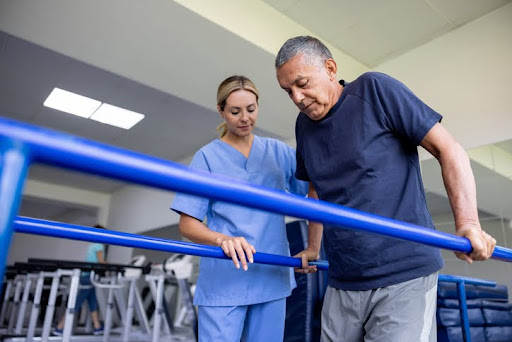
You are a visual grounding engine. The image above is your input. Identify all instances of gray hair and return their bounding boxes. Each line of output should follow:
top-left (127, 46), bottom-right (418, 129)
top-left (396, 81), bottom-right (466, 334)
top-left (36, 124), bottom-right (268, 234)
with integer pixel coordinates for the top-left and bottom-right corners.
top-left (275, 36), bottom-right (333, 69)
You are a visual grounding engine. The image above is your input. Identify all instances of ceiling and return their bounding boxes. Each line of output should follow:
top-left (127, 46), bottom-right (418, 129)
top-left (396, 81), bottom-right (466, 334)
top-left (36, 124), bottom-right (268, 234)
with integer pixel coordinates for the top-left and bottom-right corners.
top-left (261, 0), bottom-right (511, 67)
top-left (0, 29), bottom-right (280, 192)
top-left (0, 0), bottom-right (511, 223)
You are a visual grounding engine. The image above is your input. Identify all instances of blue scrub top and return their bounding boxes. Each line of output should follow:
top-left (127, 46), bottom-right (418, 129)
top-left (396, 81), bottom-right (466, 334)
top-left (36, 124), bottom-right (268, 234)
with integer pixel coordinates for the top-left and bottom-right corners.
top-left (171, 135), bottom-right (308, 306)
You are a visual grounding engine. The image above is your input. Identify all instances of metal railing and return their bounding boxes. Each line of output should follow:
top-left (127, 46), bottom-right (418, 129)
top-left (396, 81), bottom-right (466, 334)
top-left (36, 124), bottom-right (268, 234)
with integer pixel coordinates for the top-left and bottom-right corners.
top-left (1, 116), bottom-right (512, 283)
top-left (13, 216), bottom-right (329, 270)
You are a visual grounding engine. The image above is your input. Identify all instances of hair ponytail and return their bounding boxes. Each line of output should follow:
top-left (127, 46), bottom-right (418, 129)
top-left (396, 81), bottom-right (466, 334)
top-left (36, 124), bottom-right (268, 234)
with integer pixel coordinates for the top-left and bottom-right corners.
top-left (216, 122), bottom-right (228, 138)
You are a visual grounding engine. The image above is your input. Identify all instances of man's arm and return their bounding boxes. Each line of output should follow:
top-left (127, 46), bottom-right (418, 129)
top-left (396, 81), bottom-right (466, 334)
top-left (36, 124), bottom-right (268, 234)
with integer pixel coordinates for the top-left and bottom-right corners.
top-left (295, 182), bottom-right (324, 273)
top-left (420, 122), bottom-right (496, 262)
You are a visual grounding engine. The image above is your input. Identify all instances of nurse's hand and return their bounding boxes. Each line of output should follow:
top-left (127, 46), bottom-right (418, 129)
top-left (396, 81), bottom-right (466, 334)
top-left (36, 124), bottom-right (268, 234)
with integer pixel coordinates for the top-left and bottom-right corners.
top-left (293, 247), bottom-right (319, 274)
top-left (217, 236), bottom-right (256, 271)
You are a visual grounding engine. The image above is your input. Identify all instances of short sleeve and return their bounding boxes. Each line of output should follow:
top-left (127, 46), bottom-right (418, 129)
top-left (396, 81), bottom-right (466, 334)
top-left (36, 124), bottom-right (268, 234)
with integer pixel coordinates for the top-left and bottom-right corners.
top-left (91, 243), bottom-right (104, 254)
top-left (86, 243), bottom-right (105, 262)
top-left (284, 144), bottom-right (308, 196)
top-left (170, 150), bottom-right (211, 221)
top-left (294, 116), bottom-right (310, 182)
top-left (370, 73), bottom-right (442, 146)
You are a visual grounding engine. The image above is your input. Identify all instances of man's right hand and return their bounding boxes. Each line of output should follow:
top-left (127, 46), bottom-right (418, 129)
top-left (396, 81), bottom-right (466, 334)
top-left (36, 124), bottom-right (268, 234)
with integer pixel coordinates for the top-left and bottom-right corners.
top-left (293, 247), bottom-right (320, 274)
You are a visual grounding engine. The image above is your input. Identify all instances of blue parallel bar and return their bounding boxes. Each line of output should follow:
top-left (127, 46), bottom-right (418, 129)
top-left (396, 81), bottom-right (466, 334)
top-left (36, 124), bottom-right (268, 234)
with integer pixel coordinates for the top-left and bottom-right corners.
top-left (0, 139), bottom-right (30, 282)
top-left (13, 216), bottom-right (330, 271)
top-left (0, 118), bottom-right (511, 262)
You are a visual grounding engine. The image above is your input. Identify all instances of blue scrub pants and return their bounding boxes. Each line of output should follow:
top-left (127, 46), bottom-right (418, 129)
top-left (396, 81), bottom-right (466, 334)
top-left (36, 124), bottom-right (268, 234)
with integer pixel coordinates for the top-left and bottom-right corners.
top-left (198, 298), bottom-right (286, 342)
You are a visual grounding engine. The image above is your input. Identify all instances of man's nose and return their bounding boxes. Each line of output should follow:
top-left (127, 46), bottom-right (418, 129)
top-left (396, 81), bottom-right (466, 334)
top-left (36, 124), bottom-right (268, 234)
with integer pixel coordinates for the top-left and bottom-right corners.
top-left (291, 90), bottom-right (305, 106)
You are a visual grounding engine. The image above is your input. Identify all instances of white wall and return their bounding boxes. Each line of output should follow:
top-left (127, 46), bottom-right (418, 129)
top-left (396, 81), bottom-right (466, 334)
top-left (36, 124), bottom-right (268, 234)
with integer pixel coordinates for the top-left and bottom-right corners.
top-left (375, 3), bottom-right (512, 150)
top-left (23, 179), bottom-right (111, 225)
top-left (8, 234), bottom-right (90, 264)
top-left (106, 185), bottom-right (180, 263)
top-left (107, 185), bottom-right (179, 234)
top-left (8, 179), bottom-right (110, 264)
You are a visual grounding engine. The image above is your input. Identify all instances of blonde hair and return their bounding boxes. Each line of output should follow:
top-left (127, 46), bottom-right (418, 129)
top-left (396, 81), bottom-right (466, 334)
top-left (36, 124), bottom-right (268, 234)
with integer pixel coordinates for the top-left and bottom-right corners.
top-left (216, 75), bottom-right (259, 138)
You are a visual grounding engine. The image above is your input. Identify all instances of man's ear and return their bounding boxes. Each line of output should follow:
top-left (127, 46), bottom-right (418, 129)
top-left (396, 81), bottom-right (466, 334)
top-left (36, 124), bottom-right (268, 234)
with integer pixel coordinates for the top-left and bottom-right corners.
top-left (325, 58), bottom-right (337, 80)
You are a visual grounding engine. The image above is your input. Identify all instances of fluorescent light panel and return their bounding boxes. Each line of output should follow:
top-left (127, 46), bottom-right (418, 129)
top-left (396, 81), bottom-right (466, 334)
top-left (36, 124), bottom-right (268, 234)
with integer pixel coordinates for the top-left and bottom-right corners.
top-left (90, 103), bottom-right (145, 129)
top-left (43, 88), bottom-right (101, 118)
top-left (44, 87), bottom-right (145, 129)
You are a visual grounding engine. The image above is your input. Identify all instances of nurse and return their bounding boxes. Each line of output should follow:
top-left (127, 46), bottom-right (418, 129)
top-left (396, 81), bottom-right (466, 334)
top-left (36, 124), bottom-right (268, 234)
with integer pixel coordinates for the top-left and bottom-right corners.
top-left (171, 75), bottom-right (315, 342)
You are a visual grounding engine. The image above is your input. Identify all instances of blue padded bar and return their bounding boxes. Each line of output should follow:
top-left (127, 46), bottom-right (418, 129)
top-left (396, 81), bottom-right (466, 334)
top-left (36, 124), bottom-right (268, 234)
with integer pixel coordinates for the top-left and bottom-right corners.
top-left (437, 308), bottom-right (485, 327)
top-left (482, 309), bottom-right (512, 327)
top-left (438, 327), bottom-right (486, 342)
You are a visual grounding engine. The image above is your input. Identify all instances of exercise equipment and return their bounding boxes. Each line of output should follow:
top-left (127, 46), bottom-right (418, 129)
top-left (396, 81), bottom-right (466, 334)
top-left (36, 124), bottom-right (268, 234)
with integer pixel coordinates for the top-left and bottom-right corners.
top-left (0, 258), bottom-right (160, 342)
top-left (1, 261), bottom-right (81, 342)
top-left (163, 254), bottom-right (197, 334)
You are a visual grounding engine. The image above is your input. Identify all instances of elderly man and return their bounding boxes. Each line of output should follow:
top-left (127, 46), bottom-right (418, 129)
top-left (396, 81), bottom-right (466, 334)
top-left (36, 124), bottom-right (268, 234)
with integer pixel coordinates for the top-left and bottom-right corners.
top-left (275, 35), bottom-right (496, 342)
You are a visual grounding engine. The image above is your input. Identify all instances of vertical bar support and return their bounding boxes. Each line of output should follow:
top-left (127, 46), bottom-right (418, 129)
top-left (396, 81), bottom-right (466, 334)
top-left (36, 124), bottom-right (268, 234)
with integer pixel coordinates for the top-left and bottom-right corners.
top-left (122, 279), bottom-right (136, 341)
top-left (26, 272), bottom-right (46, 341)
top-left (62, 268), bottom-right (81, 341)
top-left (41, 273), bottom-right (60, 342)
top-left (103, 276), bottom-right (116, 342)
top-left (0, 138), bottom-right (30, 284)
top-left (152, 274), bottom-right (166, 342)
top-left (15, 274), bottom-right (33, 334)
top-left (457, 281), bottom-right (471, 342)
top-left (0, 279), bottom-right (13, 326)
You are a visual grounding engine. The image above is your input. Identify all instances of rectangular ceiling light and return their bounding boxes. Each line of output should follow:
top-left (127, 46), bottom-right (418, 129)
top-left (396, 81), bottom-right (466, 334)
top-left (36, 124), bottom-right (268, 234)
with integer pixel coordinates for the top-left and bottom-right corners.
top-left (90, 103), bottom-right (145, 129)
top-left (43, 88), bottom-right (101, 118)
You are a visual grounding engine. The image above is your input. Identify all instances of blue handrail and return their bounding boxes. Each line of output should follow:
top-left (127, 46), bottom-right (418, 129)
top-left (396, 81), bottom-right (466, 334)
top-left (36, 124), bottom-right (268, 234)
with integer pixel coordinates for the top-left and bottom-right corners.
top-left (438, 274), bottom-right (496, 287)
top-left (13, 216), bottom-right (329, 270)
top-left (1, 116), bottom-right (512, 282)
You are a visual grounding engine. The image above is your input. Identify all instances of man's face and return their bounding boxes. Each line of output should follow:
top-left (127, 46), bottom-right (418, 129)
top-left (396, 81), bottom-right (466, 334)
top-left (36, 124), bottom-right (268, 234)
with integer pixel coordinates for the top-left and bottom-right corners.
top-left (276, 54), bottom-right (335, 121)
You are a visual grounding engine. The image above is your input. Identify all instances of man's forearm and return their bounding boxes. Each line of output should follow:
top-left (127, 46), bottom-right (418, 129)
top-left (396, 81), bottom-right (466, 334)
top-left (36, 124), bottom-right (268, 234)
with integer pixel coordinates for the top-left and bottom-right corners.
top-left (307, 221), bottom-right (323, 253)
top-left (439, 143), bottom-right (480, 231)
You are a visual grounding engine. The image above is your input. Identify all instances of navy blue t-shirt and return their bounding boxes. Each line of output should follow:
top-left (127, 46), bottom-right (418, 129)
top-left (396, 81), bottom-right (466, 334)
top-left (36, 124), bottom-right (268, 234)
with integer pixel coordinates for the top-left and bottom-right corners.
top-left (295, 72), bottom-right (444, 291)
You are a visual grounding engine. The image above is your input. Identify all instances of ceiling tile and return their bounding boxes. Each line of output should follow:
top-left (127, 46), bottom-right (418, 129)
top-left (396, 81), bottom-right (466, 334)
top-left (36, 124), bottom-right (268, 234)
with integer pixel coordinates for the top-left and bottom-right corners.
top-left (57, 61), bottom-right (124, 103)
top-left (0, 92), bottom-right (39, 121)
top-left (0, 34), bottom-right (69, 102)
top-left (495, 139), bottom-right (512, 155)
top-left (262, 0), bottom-right (511, 67)
top-left (31, 106), bottom-right (85, 133)
top-left (261, 0), bottom-right (301, 12)
top-left (428, 0), bottom-right (512, 26)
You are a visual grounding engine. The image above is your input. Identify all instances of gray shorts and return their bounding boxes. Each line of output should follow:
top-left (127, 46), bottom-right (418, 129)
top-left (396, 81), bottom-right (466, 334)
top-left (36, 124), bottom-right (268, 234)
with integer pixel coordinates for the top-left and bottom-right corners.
top-left (321, 272), bottom-right (438, 342)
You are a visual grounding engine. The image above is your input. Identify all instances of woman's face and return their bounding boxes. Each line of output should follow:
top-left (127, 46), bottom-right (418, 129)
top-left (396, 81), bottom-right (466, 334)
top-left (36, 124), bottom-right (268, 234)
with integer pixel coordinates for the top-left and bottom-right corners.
top-left (220, 89), bottom-right (258, 138)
